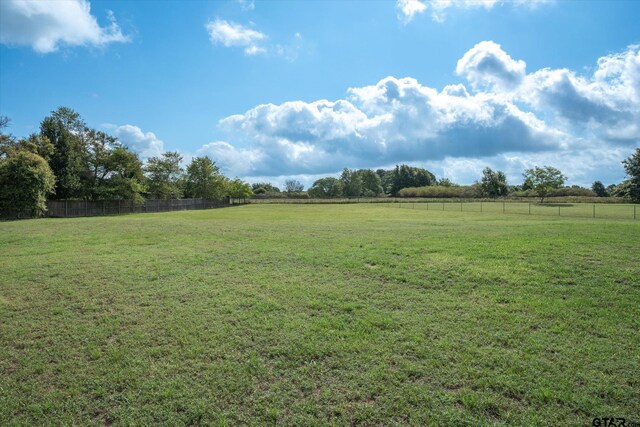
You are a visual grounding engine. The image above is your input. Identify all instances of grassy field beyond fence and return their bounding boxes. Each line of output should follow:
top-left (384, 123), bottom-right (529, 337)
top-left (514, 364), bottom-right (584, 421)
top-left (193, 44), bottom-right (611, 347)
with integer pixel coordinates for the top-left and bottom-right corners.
top-left (251, 198), bottom-right (638, 220)
top-left (1, 204), bottom-right (638, 425)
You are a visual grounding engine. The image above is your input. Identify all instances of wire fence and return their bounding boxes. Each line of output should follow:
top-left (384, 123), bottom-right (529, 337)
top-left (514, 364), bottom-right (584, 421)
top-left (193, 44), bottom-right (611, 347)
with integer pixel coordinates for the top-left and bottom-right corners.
top-left (40, 197), bottom-right (248, 219)
top-left (249, 197), bottom-right (638, 220)
top-left (395, 200), bottom-right (637, 220)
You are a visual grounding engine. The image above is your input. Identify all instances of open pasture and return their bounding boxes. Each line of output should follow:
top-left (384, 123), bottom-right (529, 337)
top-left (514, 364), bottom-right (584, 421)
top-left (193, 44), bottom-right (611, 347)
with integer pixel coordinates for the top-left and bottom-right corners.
top-left (1, 204), bottom-right (639, 425)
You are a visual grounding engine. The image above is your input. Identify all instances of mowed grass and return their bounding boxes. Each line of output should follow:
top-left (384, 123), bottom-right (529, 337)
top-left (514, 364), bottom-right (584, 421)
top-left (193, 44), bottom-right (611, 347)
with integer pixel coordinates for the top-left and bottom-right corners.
top-left (1, 204), bottom-right (638, 426)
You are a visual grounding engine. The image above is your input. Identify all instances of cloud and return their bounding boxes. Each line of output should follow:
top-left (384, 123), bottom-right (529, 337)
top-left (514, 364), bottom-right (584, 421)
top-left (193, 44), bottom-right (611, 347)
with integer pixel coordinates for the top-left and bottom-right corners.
top-left (456, 41), bottom-right (526, 91)
top-left (0, 0), bottom-right (129, 53)
top-left (206, 19), bottom-right (303, 60)
top-left (397, 0), bottom-right (427, 23)
top-left (397, 0), bottom-right (554, 23)
top-left (110, 125), bottom-right (164, 161)
top-left (215, 74), bottom-right (563, 177)
top-left (236, 0), bottom-right (255, 11)
top-left (198, 42), bottom-right (638, 186)
top-left (519, 45), bottom-right (640, 144)
top-left (206, 19), bottom-right (266, 55)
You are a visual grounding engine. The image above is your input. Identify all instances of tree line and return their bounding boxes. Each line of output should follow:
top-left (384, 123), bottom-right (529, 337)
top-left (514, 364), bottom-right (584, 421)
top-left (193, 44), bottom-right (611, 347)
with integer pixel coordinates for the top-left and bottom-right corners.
top-left (0, 108), bottom-right (251, 218)
top-left (255, 154), bottom-right (640, 203)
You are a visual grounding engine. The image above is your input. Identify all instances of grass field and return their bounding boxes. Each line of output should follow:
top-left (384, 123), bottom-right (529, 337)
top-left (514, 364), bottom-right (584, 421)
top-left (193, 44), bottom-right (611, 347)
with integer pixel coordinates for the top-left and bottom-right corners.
top-left (1, 205), bottom-right (639, 426)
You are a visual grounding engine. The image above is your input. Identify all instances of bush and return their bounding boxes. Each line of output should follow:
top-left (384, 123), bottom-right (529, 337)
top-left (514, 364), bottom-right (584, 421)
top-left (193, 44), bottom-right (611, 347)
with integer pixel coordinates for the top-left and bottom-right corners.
top-left (0, 150), bottom-right (55, 218)
top-left (251, 191), bottom-right (309, 199)
top-left (398, 185), bottom-right (481, 198)
top-left (550, 187), bottom-right (596, 197)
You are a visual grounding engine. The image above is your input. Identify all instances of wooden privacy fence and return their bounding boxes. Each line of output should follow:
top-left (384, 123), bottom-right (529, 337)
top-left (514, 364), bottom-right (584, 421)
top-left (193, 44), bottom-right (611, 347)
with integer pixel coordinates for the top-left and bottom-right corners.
top-left (44, 198), bottom-right (247, 218)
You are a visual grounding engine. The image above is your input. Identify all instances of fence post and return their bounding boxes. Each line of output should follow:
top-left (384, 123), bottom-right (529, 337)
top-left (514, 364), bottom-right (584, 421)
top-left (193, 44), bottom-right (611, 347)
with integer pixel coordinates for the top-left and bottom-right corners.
top-left (635, 205), bottom-right (636, 220)
top-left (85, 200), bottom-right (88, 217)
top-left (503, 202), bottom-right (505, 214)
top-left (593, 204), bottom-right (595, 219)
top-left (118, 199), bottom-right (121, 215)
top-left (65, 199), bottom-right (68, 217)
top-left (480, 201), bottom-right (482, 213)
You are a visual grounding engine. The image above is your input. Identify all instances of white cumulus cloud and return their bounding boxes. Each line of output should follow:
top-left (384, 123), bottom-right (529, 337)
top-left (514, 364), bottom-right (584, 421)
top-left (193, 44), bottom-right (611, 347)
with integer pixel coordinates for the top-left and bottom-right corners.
top-left (0, 0), bottom-right (129, 53)
top-left (397, 0), bottom-right (554, 23)
top-left (206, 19), bottom-right (266, 55)
top-left (456, 41), bottom-right (526, 91)
top-left (110, 125), bottom-right (164, 161)
top-left (199, 42), bottom-right (638, 186)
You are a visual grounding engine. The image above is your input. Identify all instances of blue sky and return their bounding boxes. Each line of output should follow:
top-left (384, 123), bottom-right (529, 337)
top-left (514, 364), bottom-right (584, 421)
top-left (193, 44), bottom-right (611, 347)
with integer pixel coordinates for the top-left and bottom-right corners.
top-left (1, 0), bottom-right (639, 188)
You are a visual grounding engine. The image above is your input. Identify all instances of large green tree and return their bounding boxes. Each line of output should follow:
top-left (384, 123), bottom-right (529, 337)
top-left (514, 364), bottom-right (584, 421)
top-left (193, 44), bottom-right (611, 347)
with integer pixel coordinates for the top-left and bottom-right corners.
top-left (226, 179), bottom-right (253, 198)
top-left (357, 169), bottom-right (384, 197)
top-left (183, 156), bottom-right (226, 200)
top-left (389, 165), bottom-right (436, 195)
top-left (251, 182), bottom-right (280, 194)
top-left (375, 169), bottom-right (394, 194)
top-left (591, 180), bottom-right (608, 197)
top-left (284, 179), bottom-right (304, 193)
top-left (480, 167), bottom-right (508, 197)
top-left (39, 107), bottom-right (88, 199)
top-left (522, 166), bottom-right (566, 203)
top-left (308, 177), bottom-right (343, 198)
top-left (145, 151), bottom-right (184, 199)
top-left (100, 147), bottom-right (146, 202)
top-left (0, 150), bottom-right (55, 218)
top-left (340, 168), bottom-right (362, 197)
top-left (83, 129), bottom-right (145, 201)
top-left (622, 148), bottom-right (640, 203)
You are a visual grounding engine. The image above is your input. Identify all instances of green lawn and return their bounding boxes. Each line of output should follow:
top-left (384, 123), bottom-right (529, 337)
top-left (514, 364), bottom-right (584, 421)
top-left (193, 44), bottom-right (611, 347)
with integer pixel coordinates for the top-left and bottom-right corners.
top-left (1, 205), bottom-right (638, 426)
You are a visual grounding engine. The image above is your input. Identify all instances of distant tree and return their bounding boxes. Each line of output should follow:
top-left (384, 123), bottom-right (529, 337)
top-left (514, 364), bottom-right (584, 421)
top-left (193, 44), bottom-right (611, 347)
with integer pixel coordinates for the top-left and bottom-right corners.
top-left (340, 168), bottom-right (362, 197)
top-left (0, 116), bottom-right (15, 159)
top-left (102, 147), bottom-right (146, 202)
top-left (251, 182), bottom-right (280, 194)
top-left (480, 167), bottom-right (508, 197)
top-left (375, 169), bottom-right (394, 194)
top-left (39, 107), bottom-right (88, 199)
top-left (622, 147), bottom-right (640, 202)
top-left (183, 156), bottom-right (226, 200)
top-left (357, 169), bottom-right (384, 196)
top-left (284, 179), bottom-right (304, 193)
top-left (591, 180), bottom-right (608, 197)
top-left (226, 178), bottom-right (253, 198)
top-left (145, 151), bottom-right (184, 199)
top-left (389, 165), bottom-right (436, 195)
top-left (522, 166), bottom-right (566, 203)
top-left (0, 150), bottom-right (55, 218)
top-left (83, 128), bottom-right (143, 200)
top-left (438, 178), bottom-right (456, 187)
top-left (308, 177), bottom-right (343, 198)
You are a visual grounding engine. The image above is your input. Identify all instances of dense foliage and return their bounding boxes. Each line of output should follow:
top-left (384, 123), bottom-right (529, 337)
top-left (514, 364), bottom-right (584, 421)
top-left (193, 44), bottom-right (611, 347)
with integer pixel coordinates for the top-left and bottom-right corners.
top-left (480, 167), bottom-right (508, 197)
top-left (522, 166), bottom-right (566, 203)
top-left (0, 109), bottom-right (253, 217)
top-left (622, 147), bottom-right (640, 202)
top-left (0, 150), bottom-right (55, 218)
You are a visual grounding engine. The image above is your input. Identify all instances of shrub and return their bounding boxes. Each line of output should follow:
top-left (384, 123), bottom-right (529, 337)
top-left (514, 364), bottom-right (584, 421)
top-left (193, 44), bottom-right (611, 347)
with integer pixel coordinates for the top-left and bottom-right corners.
top-left (398, 185), bottom-right (481, 198)
top-left (0, 150), bottom-right (55, 218)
